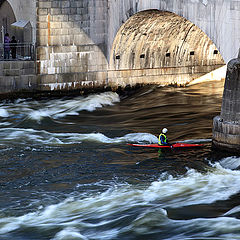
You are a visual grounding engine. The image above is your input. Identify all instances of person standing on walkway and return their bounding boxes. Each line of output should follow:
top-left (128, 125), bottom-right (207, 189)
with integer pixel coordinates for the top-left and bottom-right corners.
top-left (10, 36), bottom-right (17, 59)
top-left (4, 33), bottom-right (10, 59)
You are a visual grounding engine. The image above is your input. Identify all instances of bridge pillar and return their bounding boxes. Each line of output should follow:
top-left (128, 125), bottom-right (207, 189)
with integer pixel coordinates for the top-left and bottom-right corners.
top-left (212, 50), bottom-right (240, 152)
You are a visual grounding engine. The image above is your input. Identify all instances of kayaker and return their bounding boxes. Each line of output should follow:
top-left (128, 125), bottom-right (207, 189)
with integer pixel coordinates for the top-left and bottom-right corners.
top-left (158, 128), bottom-right (170, 146)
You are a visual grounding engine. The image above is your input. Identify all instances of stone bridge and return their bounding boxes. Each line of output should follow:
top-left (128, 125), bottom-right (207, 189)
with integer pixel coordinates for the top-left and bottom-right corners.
top-left (0, 0), bottom-right (240, 95)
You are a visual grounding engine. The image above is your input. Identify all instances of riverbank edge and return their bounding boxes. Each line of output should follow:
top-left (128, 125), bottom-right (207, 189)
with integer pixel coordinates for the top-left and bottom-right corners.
top-left (0, 83), bottom-right (148, 101)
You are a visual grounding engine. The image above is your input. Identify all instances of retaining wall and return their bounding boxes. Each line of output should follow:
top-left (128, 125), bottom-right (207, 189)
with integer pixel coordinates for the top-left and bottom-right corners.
top-left (0, 61), bottom-right (37, 94)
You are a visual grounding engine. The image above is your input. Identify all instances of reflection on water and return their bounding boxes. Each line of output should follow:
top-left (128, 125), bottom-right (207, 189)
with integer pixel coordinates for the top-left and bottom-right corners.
top-left (1, 79), bottom-right (240, 240)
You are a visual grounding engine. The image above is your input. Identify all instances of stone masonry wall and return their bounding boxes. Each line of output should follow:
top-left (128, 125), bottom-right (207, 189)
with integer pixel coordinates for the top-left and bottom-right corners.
top-left (213, 56), bottom-right (240, 152)
top-left (36, 0), bottom-right (108, 91)
top-left (108, 64), bottom-right (224, 88)
top-left (0, 61), bottom-right (37, 94)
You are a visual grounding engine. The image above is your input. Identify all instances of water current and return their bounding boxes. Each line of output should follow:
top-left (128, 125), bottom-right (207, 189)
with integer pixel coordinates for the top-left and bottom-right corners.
top-left (1, 80), bottom-right (240, 240)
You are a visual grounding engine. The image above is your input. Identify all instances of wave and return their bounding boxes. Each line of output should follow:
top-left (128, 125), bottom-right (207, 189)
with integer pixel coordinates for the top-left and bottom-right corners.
top-left (144, 163), bottom-right (240, 207)
top-left (0, 128), bottom-right (159, 145)
top-left (0, 127), bottom-right (213, 146)
top-left (1, 163), bottom-right (240, 238)
top-left (0, 92), bottom-right (120, 122)
top-left (219, 156), bottom-right (240, 170)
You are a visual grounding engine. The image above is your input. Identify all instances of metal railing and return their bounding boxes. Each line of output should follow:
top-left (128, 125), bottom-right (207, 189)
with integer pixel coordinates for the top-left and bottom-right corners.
top-left (0, 42), bottom-right (35, 61)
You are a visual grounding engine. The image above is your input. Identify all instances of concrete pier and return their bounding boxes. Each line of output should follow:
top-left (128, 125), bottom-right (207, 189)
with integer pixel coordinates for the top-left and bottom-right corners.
top-left (213, 53), bottom-right (240, 152)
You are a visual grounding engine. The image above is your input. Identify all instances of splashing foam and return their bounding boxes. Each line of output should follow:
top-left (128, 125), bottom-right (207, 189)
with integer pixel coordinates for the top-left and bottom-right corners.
top-left (219, 156), bottom-right (240, 170)
top-left (1, 163), bottom-right (240, 238)
top-left (28, 92), bottom-right (120, 121)
top-left (0, 128), bottom-right (158, 145)
top-left (0, 109), bottom-right (9, 117)
top-left (144, 163), bottom-right (240, 207)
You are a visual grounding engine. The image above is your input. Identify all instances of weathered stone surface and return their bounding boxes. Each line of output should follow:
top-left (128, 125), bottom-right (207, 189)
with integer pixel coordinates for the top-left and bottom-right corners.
top-left (35, 3), bottom-right (225, 89)
top-left (0, 61), bottom-right (37, 94)
top-left (212, 56), bottom-right (240, 152)
top-left (3, 0), bottom-right (240, 97)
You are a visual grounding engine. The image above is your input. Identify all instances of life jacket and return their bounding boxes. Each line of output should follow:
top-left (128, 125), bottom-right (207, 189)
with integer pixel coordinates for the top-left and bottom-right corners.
top-left (159, 133), bottom-right (167, 145)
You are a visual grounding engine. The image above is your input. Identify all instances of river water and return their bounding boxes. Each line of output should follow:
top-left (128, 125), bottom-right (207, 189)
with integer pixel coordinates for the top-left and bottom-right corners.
top-left (1, 80), bottom-right (240, 240)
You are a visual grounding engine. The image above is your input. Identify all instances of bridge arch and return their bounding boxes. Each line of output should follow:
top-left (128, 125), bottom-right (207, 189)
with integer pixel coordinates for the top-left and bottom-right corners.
top-left (110, 10), bottom-right (224, 70)
top-left (107, 0), bottom-right (237, 64)
top-left (108, 10), bottom-right (225, 86)
top-left (0, 0), bottom-right (36, 43)
top-left (0, 0), bottom-right (16, 41)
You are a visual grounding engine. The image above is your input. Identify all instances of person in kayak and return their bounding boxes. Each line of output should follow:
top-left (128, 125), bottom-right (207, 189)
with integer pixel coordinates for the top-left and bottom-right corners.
top-left (158, 128), bottom-right (171, 146)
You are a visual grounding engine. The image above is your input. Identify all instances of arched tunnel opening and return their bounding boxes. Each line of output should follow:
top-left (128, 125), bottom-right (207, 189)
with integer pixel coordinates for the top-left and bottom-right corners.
top-left (109, 10), bottom-right (225, 86)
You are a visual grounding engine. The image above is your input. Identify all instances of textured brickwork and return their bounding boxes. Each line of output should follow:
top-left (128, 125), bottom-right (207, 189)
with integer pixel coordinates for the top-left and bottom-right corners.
top-left (108, 64), bottom-right (223, 88)
top-left (36, 0), bottom-right (108, 88)
top-left (2, 0), bottom-right (238, 95)
top-left (0, 61), bottom-right (37, 93)
top-left (108, 10), bottom-right (225, 86)
top-left (220, 58), bottom-right (240, 121)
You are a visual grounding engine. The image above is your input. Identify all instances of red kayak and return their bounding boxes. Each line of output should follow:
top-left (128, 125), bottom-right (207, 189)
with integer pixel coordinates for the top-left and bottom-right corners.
top-left (127, 143), bottom-right (203, 148)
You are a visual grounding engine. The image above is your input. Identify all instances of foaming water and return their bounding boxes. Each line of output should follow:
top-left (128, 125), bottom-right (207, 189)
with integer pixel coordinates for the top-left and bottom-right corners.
top-left (0, 128), bottom-right (158, 145)
top-left (0, 92), bottom-right (120, 123)
top-left (2, 80), bottom-right (240, 239)
top-left (145, 163), bottom-right (240, 207)
top-left (1, 163), bottom-right (240, 239)
top-left (219, 156), bottom-right (240, 170)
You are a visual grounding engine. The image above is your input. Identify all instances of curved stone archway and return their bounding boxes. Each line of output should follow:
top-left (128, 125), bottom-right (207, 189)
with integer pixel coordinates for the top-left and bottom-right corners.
top-left (108, 10), bottom-right (225, 87)
top-left (0, 0), bottom-right (16, 42)
top-left (0, 0), bottom-right (36, 43)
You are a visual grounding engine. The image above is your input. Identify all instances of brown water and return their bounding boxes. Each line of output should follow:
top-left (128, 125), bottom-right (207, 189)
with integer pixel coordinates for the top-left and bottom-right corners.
top-left (1, 80), bottom-right (240, 240)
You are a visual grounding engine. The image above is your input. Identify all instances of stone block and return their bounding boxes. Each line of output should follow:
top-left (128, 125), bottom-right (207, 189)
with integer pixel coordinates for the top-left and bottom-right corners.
top-left (69, 2), bottom-right (78, 8)
top-left (50, 36), bottom-right (61, 45)
top-left (21, 68), bottom-right (35, 75)
top-left (61, 8), bottom-right (71, 15)
top-left (37, 29), bottom-right (48, 37)
top-left (51, 22), bottom-right (62, 29)
top-left (39, 15), bottom-right (49, 22)
top-left (38, 8), bottom-right (48, 15)
top-left (61, 22), bottom-right (73, 29)
top-left (68, 28), bottom-right (82, 35)
top-left (3, 62), bottom-right (11, 69)
top-left (62, 1), bottom-right (70, 8)
top-left (51, 1), bottom-right (62, 8)
top-left (76, 2), bottom-right (84, 8)
top-left (50, 8), bottom-right (62, 15)
top-left (52, 15), bottom-right (68, 22)
top-left (22, 61), bottom-right (35, 70)
top-left (70, 59), bottom-right (78, 66)
top-left (10, 61), bottom-right (20, 70)
top-left (38, 1), bottom-right (51, 8)
top-left (70, 8), bottom-right (77, 14)
top-left (40, 74), bottom-right (55, 84)
top-left (37, 22), bottom-right (48, 29)
top-left (3, 69), bottom-right (20, 76)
